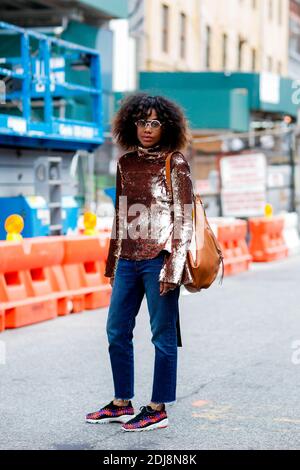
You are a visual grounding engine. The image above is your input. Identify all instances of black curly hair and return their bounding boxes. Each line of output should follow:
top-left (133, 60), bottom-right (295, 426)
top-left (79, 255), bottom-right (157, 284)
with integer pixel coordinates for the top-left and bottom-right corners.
top-left (112, 92), bottom-right (190, 152)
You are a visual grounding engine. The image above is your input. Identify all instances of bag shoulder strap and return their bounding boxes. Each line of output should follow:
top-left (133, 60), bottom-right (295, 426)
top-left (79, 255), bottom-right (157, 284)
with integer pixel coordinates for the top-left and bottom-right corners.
top-left (165, 151), bottom-right (190, 194)
top-left (165, 151), bottom-right (176, 195)
top-left (165, 151), bottom-right (197, 209)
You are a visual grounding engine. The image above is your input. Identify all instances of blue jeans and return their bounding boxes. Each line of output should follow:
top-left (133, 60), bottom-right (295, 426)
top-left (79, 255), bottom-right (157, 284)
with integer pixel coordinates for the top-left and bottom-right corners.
top-left (106, 250), bottom-right (181, 405)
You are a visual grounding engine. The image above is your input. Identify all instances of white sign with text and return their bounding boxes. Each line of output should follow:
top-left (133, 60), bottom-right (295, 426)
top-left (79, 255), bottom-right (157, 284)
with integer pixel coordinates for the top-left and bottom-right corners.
top-left (220, 153), bottom-right (267, 217)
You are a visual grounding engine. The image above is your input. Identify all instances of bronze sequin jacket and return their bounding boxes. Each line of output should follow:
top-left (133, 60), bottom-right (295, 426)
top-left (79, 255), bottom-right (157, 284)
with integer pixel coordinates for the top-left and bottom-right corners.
top-left (104, 144), bottom-right (194, 287)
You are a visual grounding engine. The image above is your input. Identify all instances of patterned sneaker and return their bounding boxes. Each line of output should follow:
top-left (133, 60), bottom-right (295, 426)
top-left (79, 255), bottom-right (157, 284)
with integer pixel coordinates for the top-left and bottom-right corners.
top-left (85, 400), bottom-right (135, 424)
top-left (121, 404), bottom-right (168, 432)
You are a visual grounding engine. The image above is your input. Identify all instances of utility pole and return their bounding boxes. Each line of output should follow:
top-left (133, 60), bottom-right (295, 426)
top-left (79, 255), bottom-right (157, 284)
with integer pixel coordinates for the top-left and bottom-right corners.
top-left (289, 128), bottom-right (296, 213)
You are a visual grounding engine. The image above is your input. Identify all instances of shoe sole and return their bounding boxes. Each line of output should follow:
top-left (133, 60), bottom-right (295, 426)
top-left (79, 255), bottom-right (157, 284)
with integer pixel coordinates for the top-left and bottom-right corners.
top-left (121, 418), bottom-right (168, 432)
top-left (86, 414), bottom-right (135, 424)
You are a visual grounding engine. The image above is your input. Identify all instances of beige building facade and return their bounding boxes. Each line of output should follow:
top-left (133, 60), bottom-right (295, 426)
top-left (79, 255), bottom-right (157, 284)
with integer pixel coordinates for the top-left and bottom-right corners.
top-left (139, 0), bottom-right (289, 76)
top-left (142, 0), bottom-right (200, 71)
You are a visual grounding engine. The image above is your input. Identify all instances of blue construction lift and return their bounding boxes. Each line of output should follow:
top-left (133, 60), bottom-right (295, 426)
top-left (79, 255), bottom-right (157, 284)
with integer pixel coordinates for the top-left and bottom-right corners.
top-left (0, 20), bottom-right (103, 151)
top-left (0, 21), bottom-right (104, 238)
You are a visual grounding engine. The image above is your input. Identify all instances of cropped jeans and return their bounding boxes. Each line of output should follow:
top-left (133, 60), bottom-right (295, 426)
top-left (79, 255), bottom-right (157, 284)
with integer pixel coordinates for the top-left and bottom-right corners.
top-left (106, 250), bottom-right (180, 405)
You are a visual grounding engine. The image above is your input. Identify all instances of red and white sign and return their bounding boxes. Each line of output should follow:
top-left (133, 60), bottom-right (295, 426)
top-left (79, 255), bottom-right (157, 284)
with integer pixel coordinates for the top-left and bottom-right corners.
top-left (220, 153), bottom-right (267, 217)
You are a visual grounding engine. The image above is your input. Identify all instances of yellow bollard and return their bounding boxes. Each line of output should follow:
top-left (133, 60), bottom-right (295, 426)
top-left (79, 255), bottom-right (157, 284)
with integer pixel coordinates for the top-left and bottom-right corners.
top-left (264, 203), bottom-right (273, 218)
top-left (83, 211), bottom-right (98, 236)
top-left (5, 214), bottom-right (24, 241)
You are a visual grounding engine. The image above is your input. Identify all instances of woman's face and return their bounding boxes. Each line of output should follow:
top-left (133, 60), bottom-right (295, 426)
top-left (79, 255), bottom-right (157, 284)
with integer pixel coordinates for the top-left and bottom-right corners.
top-left (136, 109), bottom-right (162, 148)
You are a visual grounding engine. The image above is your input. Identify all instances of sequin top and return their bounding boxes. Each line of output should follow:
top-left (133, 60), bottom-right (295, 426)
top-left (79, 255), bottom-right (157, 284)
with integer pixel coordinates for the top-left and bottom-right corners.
top-left (104, 144), bottom-right (194, 286)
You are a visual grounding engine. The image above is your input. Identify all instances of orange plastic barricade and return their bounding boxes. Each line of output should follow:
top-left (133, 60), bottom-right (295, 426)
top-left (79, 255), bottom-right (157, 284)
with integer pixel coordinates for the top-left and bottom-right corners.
top-left (0, 237), bottom-right (71, 329)
top-left (248, 216), bottom-right (289, 262)
top-left (60, 233), bottom-right (111, 313)
top-left (213, 219), bottom-right (252, 276)
top-left (0, 309), bottom-right (4, 332)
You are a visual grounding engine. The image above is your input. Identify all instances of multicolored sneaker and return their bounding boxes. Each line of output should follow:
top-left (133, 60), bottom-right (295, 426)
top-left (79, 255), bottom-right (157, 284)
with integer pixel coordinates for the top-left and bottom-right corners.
top-left (85, 400), bottom-right (135, 424)
top-left (121, 404), bottom-right (168, 432)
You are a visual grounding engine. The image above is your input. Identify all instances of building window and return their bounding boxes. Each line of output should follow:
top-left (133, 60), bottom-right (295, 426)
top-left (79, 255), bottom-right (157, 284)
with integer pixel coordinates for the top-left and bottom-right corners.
top-left (205, 25), bottom-right (211, 68)
top-left (180, 12), bottom-right (187, 59)
top-left (222, 33), bottom-right (228, 69)
top-left (252, 48), bottom-right (256, 71)
top-left (269, 0), bottom-right (273, 20)
top-left (278, 0), bottom-right (282, 25)
top-left (252, 0), bottom-right (256, 8)
top-left (277, 61), bottom-right (282, 75)
top-left (162, 4), bottom-right (169, 53)
top-left (268, 56), bottom-right (273, 71)
top-left (290, 17), bottom-right (300, 56)
top-left (238, 36), bottom-right (245, 70)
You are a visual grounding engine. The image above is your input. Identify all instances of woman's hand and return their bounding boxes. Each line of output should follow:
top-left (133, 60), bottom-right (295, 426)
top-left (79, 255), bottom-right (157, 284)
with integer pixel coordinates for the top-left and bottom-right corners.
top-left (160, 281), bottom-right (178, 296)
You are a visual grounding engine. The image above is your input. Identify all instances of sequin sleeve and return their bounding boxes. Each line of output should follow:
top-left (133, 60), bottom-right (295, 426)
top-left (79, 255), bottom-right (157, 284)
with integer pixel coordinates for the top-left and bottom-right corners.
top-left (104, 161), bottom-right (122, 278)
top-left (158, 153), bottom-right (194, 285)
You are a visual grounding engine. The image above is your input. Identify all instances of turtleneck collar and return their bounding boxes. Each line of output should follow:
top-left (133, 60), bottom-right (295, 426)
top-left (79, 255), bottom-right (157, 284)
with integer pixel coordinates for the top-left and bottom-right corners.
top-left (136, 144), bottom-right (167, 161)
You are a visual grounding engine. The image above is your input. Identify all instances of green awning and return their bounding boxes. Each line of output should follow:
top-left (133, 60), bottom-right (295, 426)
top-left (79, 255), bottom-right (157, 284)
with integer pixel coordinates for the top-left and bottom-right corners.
top-left (78, 0), bottom-right (128, 18)
top-left (139, 72), bottom-right (298, 131)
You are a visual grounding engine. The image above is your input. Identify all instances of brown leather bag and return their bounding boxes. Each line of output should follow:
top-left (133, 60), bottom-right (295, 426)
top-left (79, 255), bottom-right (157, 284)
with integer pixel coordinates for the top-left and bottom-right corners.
top-left (165, 152), bottom-right (224, 292)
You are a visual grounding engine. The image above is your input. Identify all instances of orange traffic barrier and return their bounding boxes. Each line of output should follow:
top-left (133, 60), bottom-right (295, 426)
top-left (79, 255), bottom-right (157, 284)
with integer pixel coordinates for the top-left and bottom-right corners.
top-left (0, 237), bottom-right (71, 329)
top-left (60, 233), bottom-right (111, 313)
top-left (248, 216), bottom-right (289, 262)
top-left (0, 232), bottom-right (113, 332)
top-left (0, 309), bottom-right (4, 332)
top-left (215, 219), bottom-right (252, 276)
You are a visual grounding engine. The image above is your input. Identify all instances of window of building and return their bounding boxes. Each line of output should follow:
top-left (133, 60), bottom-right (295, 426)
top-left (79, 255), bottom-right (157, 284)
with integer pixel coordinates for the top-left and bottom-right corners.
top-left (252, 0), bottom-right (256, 8)
top-left (238, 36), bottom-right (245, 70)
top-left (278, 0), bottom-right (282, 25)
top-left (269, 0), bottom-right (273, 20)
top-left (268, 56), bottom-right (273, 71)
top-left (205, 25), bottom-right (211, 68)
top-left (222, 33), bottom-right (228, 69)
top-left (180, 12), bottom-right (187, 59)
top-left (162, 4), bottom-right (169, 53)
top-left (252, 48), bottom-right (256, 71)
top-left (277, 61), bottom-right (282, 75)
top-left (290, 17), bottom-right (300, 56)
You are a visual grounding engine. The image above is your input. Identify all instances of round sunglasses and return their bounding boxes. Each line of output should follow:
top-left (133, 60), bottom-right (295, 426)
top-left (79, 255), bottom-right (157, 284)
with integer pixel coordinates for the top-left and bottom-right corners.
top-left (135, 119), bottom-right (163, 129)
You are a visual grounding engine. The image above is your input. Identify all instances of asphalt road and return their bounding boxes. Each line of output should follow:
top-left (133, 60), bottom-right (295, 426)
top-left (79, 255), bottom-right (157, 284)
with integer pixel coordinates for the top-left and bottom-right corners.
top-left (1, 254), bottom-right (300, 450)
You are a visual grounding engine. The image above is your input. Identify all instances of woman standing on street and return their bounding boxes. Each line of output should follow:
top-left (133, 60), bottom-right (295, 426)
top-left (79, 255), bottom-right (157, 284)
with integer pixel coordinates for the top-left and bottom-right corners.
top-left (86, 93), bottom-right (194, 432)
